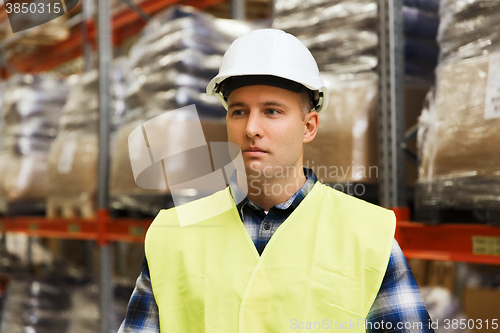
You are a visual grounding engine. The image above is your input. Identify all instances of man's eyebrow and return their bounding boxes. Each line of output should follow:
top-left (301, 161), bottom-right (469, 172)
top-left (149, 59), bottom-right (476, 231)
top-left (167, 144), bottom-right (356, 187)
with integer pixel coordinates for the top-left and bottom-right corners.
top-left (261, 101), bottom-right (286, 107)
top-left (227, 101), bottom-right (288, 108)
top-left (228, 101), bottom-right (247, 109)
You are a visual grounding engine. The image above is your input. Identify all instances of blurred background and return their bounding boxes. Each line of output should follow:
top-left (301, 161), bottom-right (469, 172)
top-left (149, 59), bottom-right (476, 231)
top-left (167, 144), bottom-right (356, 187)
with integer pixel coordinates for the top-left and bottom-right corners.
top-left (0, 0), bottom-right (499, 332)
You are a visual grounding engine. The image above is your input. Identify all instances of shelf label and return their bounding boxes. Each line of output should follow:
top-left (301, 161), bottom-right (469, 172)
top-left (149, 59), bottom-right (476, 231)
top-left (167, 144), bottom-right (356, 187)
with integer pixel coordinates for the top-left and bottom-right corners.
top-left (472, 236), bottom-right (500, 256)
top-left (29, 223), bottom-right (39, 231)
top-left (129, 226), bottom-right (145, 237)
top-left (68, 224), bottom-right (80, 233)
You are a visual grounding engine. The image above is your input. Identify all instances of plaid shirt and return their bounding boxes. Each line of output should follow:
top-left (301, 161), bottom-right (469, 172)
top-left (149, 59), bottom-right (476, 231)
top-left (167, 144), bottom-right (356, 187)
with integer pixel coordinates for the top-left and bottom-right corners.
top-left (118, 168), bottom-right (433, 333)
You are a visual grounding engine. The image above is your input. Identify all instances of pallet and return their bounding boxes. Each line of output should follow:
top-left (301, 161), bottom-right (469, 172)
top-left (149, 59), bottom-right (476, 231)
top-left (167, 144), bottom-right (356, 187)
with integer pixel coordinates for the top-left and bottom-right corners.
top-left (415, 177), bottom-right (500, 226)
top-left (109, 208), bottom-right (156, 219)
top-left (109, 193), bottom-right (175, 219)
top-left (415, 205), bottom-right (500, 226)
top-left (5, 200), bottom-right (46, 217)
top-left (46, 196), bottom-right (95, 219)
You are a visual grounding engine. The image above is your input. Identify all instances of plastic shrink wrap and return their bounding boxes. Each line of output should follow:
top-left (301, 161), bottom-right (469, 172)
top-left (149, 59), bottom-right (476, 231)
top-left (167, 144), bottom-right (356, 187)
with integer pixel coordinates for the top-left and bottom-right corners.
top-left (0, 280), bottom-right (71, 333)
top-left (273, 0), bottom-right (379, 185)
top-left (273, 0), bottom-right (378, 74)
top-left (0, 74), bottom-right (67, 204)
top-left (304, 73), bottom-right (379, 184)
top-left (403, 4), bottom-right (440, 83)
top-left (0, 16), bottom-right (69, 45)
top-left (46, 61), bottom-right (128, 219)
top-left (404, 0), bottom-right (440, 13)
top-left (416, 0), bottom-right (500, 212)
top-left (438, 0), bottom-right (500, 64)
top-left (0, 278), bottom-right (133, 333)
top-left (0, 82), bottom-right (3, 212)
top-left (109, 5), bottom-right (260, 214)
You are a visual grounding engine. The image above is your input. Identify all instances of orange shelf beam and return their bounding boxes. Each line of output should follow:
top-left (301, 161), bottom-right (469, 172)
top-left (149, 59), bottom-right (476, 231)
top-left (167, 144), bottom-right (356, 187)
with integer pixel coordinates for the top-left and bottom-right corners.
top-left (4, 216), bottom-right (500, 264)
top-left (396, 221), bottom-right (500, 265)
top-left (0, 216), bottom-right (153, 243)
top-left (3, 0), bottom-right (226, 73)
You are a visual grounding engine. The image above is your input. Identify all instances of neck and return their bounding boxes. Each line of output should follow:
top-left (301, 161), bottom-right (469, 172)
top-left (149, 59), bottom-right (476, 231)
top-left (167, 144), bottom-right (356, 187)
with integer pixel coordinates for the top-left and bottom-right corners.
top-left (239, 166), bottom-right (306, 211)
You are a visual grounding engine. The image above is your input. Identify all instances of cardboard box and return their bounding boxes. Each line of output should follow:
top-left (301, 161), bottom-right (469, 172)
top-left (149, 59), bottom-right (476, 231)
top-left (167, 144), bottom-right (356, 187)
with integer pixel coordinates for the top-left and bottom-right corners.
top-left (463, 287), bottom-right (500, 333)
top-left (408, 258), bottom-right (429, 287)
top-left (427, 261), bottom-right (456, 292)
top-left (304, 74), bottom-right (379, 184)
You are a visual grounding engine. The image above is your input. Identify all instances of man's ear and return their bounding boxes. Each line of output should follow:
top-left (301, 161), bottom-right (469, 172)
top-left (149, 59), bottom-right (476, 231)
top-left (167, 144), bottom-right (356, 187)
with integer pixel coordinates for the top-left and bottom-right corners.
top-left (303, 111), bottom-right (319, 143)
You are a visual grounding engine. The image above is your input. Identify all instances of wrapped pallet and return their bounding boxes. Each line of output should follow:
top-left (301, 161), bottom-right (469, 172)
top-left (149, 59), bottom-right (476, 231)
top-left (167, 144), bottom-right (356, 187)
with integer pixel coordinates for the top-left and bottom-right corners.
top-left (0, 81), bottom-right (4, 213)
top-left (0, 277), bottom-right (133, 333)
top-left (0, 16), bottom-right (69, 45)
top-left (304, 73), bottom-right (379, 184)
top-left (403, 3), bottom-right (440, 83)
top-left (273, 0), bottom-right (378, 74)
top-left (0, 279), bottom-right (71, 333)
top-left (46, 64), bottom-right (128, 219)
top-left (110, 115), bottom-right (229, 215)
top-left (109, 5), bottom-right (259, 214)
top-left (0, 74), bottom-right (67, 206)
top-left (273, 0), bottom-right (380, 186)
top-left (416, 0), bottom-right (500, 215)
top-left (45, 71), bottom-right (99, 219)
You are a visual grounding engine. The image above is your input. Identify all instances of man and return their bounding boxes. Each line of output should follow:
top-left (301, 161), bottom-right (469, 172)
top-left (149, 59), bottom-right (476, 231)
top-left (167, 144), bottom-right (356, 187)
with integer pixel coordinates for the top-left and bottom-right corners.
top-left (119, 29), bottom-right (433, 332)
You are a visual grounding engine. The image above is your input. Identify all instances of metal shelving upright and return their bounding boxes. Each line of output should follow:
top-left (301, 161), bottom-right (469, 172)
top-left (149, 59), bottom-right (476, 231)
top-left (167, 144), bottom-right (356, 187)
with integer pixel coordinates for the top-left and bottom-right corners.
top-left (378, 0), bottom-right (500, 264)
top-left (378, 0), bottom-right (407, 213)
top-left (97, 0), bottom-right (114, 330)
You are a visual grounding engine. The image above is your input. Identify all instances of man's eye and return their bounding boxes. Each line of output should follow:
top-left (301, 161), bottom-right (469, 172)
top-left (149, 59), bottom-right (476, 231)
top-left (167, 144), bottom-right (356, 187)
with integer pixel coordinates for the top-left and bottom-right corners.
top-left (266, 109), bottom-right (280, 115)
top-left (232, 110), bottom-right (245, 116)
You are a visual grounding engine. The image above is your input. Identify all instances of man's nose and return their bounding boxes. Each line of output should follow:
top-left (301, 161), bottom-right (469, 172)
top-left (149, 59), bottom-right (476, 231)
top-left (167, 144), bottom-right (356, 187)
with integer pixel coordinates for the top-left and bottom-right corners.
top-left (245, 111), bottom-right (263, 138)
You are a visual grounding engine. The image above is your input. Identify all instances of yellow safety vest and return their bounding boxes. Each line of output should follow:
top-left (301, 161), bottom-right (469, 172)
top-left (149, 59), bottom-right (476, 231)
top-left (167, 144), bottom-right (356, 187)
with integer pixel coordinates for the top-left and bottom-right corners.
top-left (145, 182), bottom-right (395, 332)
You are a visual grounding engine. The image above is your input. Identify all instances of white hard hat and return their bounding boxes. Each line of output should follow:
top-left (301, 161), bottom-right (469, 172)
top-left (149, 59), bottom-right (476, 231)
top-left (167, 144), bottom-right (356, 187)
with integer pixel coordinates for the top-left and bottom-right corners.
top-left (206, 29), bottom-right (329, 114)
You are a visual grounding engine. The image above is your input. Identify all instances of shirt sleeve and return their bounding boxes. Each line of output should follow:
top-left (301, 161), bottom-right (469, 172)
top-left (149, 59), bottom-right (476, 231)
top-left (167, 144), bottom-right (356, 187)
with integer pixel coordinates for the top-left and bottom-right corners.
top-left (366, 239), bottom-right (434, 333)
top-left (118, 257), bottom-right (160, 333)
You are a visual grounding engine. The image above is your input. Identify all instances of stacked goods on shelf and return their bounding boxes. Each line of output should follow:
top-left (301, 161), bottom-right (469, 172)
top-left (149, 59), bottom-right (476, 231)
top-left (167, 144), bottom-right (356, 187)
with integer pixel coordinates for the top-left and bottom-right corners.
top-left (0, 74), bottom-right (68, 214)
top-left (0, 277), bottom-right (133, 333)
top-left (403, 0), bottom-right (440, 83)
top-left (109, 5), bottom-right (258, 215)
top-left (111, 0), bottom-right (142, 14)
top-left (46, 64), bottom-right (128, 219)
top-left (420, 286), bottom-right (470, 333)
top-left (416, 0), bottom-right (500, 222)
top-left (0, 82), bottom-right (3, 213)
top-left (273, 0), bottom-right (378, 74)
top-left (305, 72), bottom-right (379, 184)
top-left (405, 0), bottom-right (440, 12)
top-left (273, 0), bottom-right (380, 186)
top-left (0, 280), bottom-right (71, 333)
top-left (45, 71), bottom-right (98, 219)
top-left (0, 16), bottom-right (69, 44)
top-left (462, 265), bottom-right (500, 326)
top-left (403, 0), bottom-right (439, 185)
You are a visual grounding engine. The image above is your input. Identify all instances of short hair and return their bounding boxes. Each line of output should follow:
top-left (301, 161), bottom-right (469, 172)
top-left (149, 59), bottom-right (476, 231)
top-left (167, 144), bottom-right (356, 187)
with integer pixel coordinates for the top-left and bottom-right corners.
top-left (300, 88), bottom-right (314, 120)
top-left (220, 75), bottom-right (315, 119)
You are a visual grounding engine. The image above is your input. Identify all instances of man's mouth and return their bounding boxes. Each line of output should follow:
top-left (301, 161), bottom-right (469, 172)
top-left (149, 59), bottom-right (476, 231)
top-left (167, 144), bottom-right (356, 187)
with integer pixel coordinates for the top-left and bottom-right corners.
top-left (243, 147), bottom-right (268, 156)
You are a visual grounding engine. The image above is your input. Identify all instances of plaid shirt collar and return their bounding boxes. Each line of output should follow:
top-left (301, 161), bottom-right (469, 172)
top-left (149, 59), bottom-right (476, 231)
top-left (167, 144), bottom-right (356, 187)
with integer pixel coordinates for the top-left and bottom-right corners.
top-left (228, 167), bottom-right (318, 214)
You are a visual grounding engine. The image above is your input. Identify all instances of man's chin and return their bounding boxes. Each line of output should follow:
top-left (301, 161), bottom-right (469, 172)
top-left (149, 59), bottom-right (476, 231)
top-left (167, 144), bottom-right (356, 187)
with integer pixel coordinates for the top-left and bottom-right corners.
top-left (244, 161), bottom-right (268, 178)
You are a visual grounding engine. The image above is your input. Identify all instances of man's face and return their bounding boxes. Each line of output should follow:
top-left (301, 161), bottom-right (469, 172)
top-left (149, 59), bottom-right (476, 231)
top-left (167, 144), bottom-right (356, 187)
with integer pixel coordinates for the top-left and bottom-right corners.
top-left (226, 84), bottom-right (317, 179)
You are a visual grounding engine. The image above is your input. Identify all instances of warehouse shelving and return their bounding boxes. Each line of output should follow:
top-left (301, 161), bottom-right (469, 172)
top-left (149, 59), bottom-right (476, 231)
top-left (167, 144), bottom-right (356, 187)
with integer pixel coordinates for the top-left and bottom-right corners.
top-left (378, 0), bottom-right (500, 266)
top-left (1, 0), bottom-right (500, 332)
top-left (396, 221), bottom-right (500, 265)
top-left (0, 0), bottom-right (226, 74)
top-left (0, 215), bottom-right (152, 244)
top-left (2, 217), bottom-right (500, 265)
